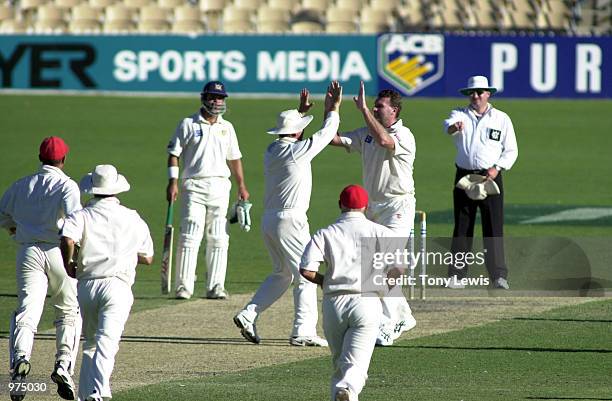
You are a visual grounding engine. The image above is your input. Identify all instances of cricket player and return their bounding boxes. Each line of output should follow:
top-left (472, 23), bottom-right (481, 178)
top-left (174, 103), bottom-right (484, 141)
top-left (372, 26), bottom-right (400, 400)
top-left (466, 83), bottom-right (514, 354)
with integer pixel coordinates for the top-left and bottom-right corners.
top-left (300, 184), bottom-right (396, 401)
top-left (233, 81), bottom-right (342, 346)
top-left (166, 80), bottom-right (250, 300)
top-left (330, 81), bottom-right (416, 346)
top-left (60, 164), bottom-right (154, 401)
top-left (0, 136), bottom-right (81, 401)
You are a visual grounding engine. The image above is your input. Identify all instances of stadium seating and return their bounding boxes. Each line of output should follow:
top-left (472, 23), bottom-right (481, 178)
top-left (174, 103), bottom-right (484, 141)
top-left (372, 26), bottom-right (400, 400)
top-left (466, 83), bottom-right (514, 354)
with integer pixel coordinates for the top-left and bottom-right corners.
top-left (0, 0), bottom-right (607, 35)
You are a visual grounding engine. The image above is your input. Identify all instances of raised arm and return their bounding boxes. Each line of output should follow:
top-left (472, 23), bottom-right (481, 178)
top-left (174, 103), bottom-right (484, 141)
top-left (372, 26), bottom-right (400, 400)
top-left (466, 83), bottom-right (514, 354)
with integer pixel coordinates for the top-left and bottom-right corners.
top-left (354, 81), bottom-right (395, 150)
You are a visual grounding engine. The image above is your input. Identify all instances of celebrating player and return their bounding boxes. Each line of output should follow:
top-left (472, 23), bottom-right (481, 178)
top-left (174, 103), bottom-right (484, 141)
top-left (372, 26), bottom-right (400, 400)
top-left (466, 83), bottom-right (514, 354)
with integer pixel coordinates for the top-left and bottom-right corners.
top-left (60, 164), bottom-right (154, 401)
top-left (330, 82), bottom-right (417, 346)
top-left (300, 184), bottom-right (396, 401)
top-left (233, 81), bottom-right (342, 346)
top-left (0, 136), bottom-right (81, 401)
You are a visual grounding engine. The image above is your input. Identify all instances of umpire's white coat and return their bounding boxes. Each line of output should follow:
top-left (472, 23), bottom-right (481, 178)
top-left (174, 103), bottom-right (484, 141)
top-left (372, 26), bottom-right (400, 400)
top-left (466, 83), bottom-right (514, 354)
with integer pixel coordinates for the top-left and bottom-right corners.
top-left (240, 111), bottom-right (339, 337)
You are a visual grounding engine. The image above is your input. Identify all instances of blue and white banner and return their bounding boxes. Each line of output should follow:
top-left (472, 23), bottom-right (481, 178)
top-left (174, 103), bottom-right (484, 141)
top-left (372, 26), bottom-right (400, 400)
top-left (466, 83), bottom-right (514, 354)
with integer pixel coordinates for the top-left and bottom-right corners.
top-left (0, 34), bottom-right (609, 98)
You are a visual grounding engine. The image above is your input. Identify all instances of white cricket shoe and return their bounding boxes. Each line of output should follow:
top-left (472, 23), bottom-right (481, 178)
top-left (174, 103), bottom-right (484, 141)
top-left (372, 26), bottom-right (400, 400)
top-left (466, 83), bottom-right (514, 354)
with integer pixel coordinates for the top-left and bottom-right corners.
top-left (390, 314), bottom-right (417, 341)
top-left (233, 311), bottom-right (261, 344)
top-left (493, 277), bottom-right (510, 289)
top-left (375, 326), bottom-right (394, 347)
top-left (51, 361), bottom-right (76, 400)
top-left (175, 287), bottom-right (192, 300)
top-left (10, 357), bottom-right (31, 401)
top-left (335, 387), bottom-right (353, 401)
top-left (206, 284), bottom-right (228, 300)
top-left (289, 335), bottom-right (328, 347)
top-left (445, 275), bottom-right (466, 289)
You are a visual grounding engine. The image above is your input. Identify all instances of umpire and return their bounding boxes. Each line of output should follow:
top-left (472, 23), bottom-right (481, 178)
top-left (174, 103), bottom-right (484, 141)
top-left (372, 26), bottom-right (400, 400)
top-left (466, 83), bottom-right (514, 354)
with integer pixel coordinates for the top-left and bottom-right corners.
top-left (444, 76), bottom-right (518, 289)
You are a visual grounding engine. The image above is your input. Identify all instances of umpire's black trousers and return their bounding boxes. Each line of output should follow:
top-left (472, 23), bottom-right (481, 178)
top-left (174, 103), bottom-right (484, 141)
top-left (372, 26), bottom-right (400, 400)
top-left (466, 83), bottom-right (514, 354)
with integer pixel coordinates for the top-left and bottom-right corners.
top-left (448, 167), bottom-right (507, 281)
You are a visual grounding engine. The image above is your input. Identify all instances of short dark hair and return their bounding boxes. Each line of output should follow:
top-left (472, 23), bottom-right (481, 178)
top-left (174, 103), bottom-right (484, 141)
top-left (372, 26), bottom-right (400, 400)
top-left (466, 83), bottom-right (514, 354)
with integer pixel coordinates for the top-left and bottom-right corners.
top-left (39, 156), bottom-right (64, 167)
top-left (377, 89), bottom-right (402, 117)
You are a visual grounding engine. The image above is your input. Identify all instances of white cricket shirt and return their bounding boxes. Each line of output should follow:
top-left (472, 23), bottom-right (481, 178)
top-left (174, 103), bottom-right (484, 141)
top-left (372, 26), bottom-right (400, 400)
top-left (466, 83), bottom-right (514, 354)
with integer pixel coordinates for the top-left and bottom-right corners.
top-left (0, 165), bottom-right (81, 244)
top-left (300, 212), bottom-right (395, 296)
top-left (167, 110), bottom-right (243, 179)
top-left (340, 119), bottom-right (416, 203)
top-left (444, 105), bottom-right (518, 170)
top-left (264, 111), bottom-right (340, 212)
top-left (61, 197), bottom-right (154, 286)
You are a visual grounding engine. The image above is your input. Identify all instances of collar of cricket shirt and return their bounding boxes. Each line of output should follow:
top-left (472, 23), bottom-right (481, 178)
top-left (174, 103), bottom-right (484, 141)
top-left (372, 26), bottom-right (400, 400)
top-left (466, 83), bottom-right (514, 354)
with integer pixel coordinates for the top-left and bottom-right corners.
top-left (198, 109), bottom-right (224, 125)
top-left (387, 119), bottom-right (403, 134)
top-left (338, 211), bottom-right (367, 221)
top-left (39, 164), bottom-right (67, 177)
top-left (86, 196), bottom-right (120, 207)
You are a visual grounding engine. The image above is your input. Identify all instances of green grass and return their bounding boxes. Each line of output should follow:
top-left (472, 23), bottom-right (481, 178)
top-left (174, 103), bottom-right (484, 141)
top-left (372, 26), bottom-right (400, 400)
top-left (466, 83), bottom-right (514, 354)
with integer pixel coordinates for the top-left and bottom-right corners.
top-left (1, 94), bottom-right (611, 330)
top-left (0, 94), bottom-right (611, 400)
top-left (114, 299), bottom-right (612, 401)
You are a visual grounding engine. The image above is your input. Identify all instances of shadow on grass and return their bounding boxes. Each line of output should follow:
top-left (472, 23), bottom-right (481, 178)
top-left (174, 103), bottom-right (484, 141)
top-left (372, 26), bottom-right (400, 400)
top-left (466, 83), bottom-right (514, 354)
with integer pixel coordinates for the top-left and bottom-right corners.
top-left (512, 317), bottom-right (612, 323)
top-left (389, 344), bottom-right (612, 353)
top-left (0, 332), bottom-right (294, 346)
top-left (525, 397), bottom-right (612, 400)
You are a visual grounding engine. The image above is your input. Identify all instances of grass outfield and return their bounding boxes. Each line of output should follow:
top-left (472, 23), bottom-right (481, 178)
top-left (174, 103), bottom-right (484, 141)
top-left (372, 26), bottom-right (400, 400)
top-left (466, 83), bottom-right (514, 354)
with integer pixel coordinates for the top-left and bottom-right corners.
top-left (115, 299), bottom-right (612, 401)
top-left (0, 94), bottom-right (611, 399)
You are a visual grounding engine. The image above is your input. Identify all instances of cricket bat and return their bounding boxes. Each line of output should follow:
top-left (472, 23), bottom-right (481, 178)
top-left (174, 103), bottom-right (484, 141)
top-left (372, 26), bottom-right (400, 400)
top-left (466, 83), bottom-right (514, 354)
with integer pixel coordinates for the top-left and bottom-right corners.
top-left (161, 201), bottom-right (174, 295)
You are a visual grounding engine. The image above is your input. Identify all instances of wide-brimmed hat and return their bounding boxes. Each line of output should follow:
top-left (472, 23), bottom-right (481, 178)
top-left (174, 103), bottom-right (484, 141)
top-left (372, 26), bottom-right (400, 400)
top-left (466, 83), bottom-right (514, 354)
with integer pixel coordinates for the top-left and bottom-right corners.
top-left (456, 174), bottom-right (500, 201)
top-left (459, 75), bottom-right (497, 96)
top-left (80, 164), bottom-right (130, 195)
top-left (266, 109), bottom-right (314, 135)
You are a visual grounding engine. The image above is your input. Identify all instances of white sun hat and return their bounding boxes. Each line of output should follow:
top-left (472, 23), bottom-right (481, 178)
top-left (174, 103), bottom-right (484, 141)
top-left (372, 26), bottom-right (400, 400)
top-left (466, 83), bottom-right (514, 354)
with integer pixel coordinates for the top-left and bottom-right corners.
top-left (80, 164), bottom-right (130, 195)
top-left (266, 109), bottom-right (314, 135)
top-left (456, 174), bottom-right (500, 201)
top-left (459, 75), bottom-right (497, 95)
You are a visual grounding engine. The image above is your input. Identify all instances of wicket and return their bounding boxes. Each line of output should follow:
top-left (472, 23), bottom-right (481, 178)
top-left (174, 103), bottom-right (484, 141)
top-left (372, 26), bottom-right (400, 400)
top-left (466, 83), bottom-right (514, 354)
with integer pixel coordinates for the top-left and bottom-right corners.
top-left (408, 210), bottom-right (427, 300)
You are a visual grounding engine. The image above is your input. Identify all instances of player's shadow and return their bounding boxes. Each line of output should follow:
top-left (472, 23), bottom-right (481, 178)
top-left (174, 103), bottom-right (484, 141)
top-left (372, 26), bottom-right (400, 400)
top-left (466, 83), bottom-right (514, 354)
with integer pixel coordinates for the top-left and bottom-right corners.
top-left (0, 332), bottom-right (293, 346)
top-left (387, 344), bottom-right (612, 353)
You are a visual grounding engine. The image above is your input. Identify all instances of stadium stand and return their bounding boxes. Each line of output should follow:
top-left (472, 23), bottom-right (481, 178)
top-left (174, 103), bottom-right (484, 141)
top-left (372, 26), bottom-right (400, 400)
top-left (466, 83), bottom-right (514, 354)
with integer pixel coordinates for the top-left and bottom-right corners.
top-left (0, 0), bottom-right (608, 35)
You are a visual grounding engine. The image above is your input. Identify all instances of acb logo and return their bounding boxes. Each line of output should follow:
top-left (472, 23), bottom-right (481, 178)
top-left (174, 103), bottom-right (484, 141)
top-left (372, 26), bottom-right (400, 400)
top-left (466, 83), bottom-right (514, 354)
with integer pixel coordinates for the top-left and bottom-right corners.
top-left (378, 34), bottom-right (444, 96)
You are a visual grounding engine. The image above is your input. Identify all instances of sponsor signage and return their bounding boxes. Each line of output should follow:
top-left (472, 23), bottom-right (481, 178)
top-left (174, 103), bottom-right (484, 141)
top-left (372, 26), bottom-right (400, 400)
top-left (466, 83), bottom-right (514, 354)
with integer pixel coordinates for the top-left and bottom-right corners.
top-left (0, 34), bottom-right (609, 98)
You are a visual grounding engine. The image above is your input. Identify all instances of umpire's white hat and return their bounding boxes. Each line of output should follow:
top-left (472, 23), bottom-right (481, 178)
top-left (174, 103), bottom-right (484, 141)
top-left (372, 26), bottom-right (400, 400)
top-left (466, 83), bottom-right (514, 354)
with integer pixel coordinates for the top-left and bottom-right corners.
top-left (80, 164), bottom-right (130, 195)
top-left (459, 75), bottom-right (497, 95)
top-left (456, 174), bottom-right (500, 200)
top-left (266, 109), bottom-right (314, 135)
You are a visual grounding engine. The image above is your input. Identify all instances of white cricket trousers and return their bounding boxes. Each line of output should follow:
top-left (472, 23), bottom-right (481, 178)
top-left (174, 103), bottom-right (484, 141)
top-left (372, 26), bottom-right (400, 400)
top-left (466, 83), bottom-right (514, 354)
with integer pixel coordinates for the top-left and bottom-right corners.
top-left (242, 210), bottom-right (318, 337)
top-left (368, 195), bottom-right (415, 328)
top-left (175, 177), bottom-right (231, 295)
top-left (77, 277), bottom-right (133, 401)
top-left (323, 293), bottom-right (382, 401)
top-left (13, 243), bottom-right (80, 371)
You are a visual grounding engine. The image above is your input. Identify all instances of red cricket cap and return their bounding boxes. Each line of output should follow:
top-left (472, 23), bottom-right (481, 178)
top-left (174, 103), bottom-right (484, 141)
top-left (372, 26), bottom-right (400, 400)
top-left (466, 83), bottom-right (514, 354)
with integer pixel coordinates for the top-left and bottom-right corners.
top-left (340, 184), bottom-right (369, 209)
top-left (39, 136), bottom-right (69, 160)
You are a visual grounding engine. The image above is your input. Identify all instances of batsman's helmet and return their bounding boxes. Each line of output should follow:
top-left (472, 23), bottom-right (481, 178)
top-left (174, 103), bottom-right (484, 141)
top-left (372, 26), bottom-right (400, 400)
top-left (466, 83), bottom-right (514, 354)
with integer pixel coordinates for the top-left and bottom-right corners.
top-left (200, 81), bottom-right (228, 98)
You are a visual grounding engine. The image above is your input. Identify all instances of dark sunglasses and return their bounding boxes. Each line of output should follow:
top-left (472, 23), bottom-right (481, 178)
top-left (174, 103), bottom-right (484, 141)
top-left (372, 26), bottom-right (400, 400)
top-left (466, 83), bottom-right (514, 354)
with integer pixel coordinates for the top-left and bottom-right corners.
top-left (467, 89), bottom-right (487, 96)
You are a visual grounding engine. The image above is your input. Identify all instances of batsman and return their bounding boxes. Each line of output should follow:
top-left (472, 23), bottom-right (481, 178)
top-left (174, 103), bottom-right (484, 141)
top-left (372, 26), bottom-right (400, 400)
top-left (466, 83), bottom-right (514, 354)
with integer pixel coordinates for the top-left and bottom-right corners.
top-left (166, 81), bottom-right (250, 300)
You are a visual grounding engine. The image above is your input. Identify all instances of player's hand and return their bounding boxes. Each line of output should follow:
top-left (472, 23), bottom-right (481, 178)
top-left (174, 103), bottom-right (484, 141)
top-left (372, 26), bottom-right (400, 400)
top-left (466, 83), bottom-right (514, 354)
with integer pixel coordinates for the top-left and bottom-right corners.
top-left (448, 121), bottom-right (464, 134)
top-left (486, 167), bottom-right (498, 180)
top-left (238, 185), bottom-right (250, 201)
top-left (324, 81), bottom-right (342, 113)
top-left (353, 80), bottom-right (367, 112)
top-left (66, 262), bottom-right (77, 279)
top-left (166, 180), bottom-right (178, 202)
top-left (298, 88), bottom-right (314, 114)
